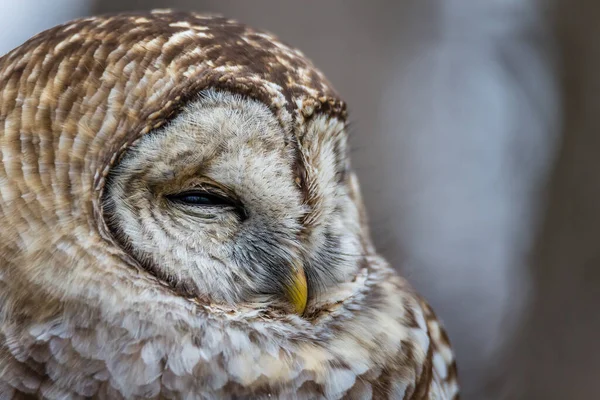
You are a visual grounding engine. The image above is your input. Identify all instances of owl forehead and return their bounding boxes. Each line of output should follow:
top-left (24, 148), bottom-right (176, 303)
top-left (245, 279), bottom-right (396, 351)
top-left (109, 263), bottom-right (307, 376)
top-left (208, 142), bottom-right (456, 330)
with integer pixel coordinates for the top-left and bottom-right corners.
top-left (141, 91), bottom-right (295, 172)
top-left (131, 91), bottom-right (343, 187)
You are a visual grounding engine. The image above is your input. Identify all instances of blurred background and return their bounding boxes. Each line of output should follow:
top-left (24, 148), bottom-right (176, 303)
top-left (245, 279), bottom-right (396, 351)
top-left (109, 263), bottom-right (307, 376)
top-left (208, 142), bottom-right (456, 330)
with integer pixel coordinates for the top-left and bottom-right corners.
top-left (2, 1), bottom-right (599, 398)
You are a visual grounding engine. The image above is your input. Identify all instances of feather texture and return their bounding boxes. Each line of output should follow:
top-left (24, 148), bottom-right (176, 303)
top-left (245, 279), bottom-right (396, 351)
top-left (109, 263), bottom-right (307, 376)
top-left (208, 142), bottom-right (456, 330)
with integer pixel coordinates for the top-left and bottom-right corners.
top-left (0, 10), bottom-right (459, 399)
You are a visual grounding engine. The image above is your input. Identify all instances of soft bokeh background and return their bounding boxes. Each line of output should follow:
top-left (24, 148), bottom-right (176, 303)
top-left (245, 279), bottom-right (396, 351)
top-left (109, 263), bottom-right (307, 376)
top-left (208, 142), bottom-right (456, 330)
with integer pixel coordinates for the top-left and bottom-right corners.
top-left (2, 1), bottom-right (599, 398)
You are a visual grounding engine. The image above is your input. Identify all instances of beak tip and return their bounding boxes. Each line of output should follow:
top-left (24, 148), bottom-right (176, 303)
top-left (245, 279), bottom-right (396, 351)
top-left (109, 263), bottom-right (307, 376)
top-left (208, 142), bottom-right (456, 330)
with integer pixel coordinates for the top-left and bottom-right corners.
top-left (288, 266), bottom-right (308, 315)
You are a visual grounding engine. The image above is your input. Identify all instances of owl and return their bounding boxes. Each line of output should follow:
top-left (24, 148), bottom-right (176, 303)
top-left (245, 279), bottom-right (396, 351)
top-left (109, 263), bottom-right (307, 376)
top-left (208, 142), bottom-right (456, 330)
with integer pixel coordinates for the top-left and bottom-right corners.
top-left (0, 10), bottom-right (459, 400)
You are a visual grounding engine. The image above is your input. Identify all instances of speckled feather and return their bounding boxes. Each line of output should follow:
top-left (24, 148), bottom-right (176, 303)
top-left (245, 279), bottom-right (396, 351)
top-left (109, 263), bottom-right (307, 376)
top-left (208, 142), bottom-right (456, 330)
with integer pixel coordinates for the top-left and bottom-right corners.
top-left (0, 10), bottom-right (459, 399)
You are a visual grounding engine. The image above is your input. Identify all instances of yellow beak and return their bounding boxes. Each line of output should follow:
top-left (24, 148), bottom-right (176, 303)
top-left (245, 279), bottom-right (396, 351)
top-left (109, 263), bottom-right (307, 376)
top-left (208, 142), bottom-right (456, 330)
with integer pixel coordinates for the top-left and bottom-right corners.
top-left (286, 262), bottom-right (308, 315)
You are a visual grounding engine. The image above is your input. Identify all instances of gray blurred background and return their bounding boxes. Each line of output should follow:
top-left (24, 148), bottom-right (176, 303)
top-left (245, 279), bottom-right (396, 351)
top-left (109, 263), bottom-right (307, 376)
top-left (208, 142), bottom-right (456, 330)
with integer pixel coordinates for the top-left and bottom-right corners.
top-left (2, 1), bottom-right (599, 398)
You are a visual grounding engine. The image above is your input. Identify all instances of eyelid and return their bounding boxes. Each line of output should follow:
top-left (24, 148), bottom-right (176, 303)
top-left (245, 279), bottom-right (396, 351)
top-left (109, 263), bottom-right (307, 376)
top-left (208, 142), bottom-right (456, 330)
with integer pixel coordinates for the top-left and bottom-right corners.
top-left (166, 185), bottom-right (248, 220)
top-left (193, 179), bottom-right (234, 195)
top-left (178, 187), bottom-right (224, 197)
top-left (168, 183), bottom-right (227, 198)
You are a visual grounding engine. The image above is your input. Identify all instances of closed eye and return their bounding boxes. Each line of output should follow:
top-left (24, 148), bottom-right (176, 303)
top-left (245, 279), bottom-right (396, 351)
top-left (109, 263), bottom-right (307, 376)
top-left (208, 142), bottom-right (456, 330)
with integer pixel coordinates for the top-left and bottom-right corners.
top-left (166, 190), bottom-right (248, 220)
top-left (167, 191), bottom-right (233, 207)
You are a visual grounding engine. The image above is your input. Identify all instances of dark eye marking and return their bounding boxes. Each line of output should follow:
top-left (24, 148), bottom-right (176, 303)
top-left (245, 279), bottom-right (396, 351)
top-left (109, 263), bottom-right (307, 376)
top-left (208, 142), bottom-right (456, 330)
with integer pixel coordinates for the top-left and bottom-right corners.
top-left (166, 189), bottom-right (248, 220)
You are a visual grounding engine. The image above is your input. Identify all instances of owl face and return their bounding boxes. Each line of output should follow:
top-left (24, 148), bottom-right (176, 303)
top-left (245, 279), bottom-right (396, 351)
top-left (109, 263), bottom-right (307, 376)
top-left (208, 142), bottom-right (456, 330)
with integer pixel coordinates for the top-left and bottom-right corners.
top-left (103, 90), bottom-right (363, 313)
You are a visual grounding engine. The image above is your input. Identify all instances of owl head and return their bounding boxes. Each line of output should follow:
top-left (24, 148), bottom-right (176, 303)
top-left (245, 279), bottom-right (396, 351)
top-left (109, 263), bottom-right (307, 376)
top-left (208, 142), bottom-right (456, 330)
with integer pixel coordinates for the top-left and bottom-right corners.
top-left (0, 10), bottom-right (373, 320)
